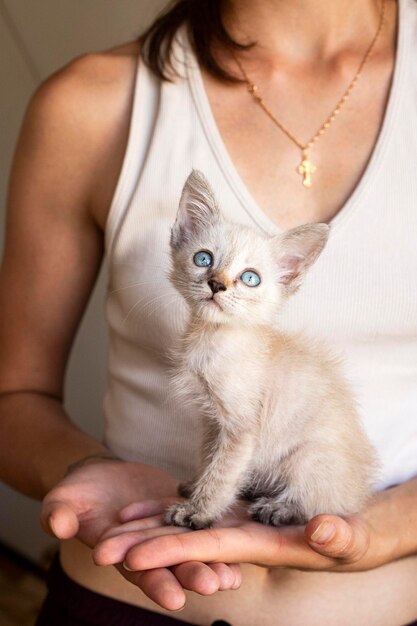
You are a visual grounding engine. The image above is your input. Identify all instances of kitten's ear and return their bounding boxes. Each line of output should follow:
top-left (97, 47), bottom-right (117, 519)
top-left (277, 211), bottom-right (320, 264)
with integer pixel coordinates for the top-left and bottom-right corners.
top-left (271, 224), bottom-right (329, 293)
top-left (171, 170), bottom-right (221, 248)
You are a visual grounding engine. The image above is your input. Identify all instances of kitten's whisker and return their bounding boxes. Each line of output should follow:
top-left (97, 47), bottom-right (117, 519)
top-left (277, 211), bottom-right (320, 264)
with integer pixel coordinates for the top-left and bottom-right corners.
top-left (137, 294), bottom-right (174, 316)
top-left (121, 292), bottom-right (160, 325)
top-left (123, 292), bottom-right (182, 326)
top-left (145, 295), bottom-right (182, 319)
top-left (112, 261), bottom-right (170, 271)
top-left (108, 280), bottom-right (168, 296)
top-left (139, 292), bottom-right (182, 318)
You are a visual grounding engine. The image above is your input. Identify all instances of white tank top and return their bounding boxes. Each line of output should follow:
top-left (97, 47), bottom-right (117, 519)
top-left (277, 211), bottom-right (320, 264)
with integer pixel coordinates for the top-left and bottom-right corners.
top-left (104, 0), bottom-right (417, 491)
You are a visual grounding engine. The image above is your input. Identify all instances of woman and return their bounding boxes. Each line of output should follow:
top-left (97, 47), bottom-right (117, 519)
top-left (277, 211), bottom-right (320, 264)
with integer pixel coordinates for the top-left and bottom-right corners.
top-left (1, 0), bottom-right (416, 624)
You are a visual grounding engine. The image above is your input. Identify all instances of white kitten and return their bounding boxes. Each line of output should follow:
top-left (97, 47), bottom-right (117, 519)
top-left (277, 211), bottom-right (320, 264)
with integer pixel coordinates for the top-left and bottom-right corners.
top-left (165, 170), bottom-right (378, 529)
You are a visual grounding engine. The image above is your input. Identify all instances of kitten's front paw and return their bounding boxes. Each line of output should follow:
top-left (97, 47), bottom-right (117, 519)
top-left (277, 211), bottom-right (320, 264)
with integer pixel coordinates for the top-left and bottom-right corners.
top-left (249, 497), bottom-right (306, 526)
top-left (164, 502), bottom-right (214, 530)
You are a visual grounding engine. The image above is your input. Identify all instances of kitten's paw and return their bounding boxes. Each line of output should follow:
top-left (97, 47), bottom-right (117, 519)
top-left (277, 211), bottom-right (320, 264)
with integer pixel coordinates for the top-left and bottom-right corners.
top-left (249, 497), bottom-right (306, 526)
top-left (164, 503), bottom-right (213, 530)
top-left (177, 480), bottom-right (195, 498)
top-left (239, 487), bottom-right (260, 502)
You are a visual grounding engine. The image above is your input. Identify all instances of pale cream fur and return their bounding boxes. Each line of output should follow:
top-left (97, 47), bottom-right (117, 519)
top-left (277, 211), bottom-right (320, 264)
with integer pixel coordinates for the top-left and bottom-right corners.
top-left (165, 170), bottom-right (378, 529)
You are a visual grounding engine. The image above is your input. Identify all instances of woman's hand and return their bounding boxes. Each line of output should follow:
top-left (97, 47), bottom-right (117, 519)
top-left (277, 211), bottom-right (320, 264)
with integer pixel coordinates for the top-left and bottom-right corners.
top-left (93, 483), bottom-right (410, 578)
top-left (41, 460), bottom-right (241, 610)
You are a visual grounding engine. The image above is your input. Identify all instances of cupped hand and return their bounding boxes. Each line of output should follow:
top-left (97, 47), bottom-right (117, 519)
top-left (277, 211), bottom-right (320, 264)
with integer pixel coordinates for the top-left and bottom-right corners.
top-left (93, 490), bottom-right (398, 577)
top-left (40, 460), bottom-right (241, 610)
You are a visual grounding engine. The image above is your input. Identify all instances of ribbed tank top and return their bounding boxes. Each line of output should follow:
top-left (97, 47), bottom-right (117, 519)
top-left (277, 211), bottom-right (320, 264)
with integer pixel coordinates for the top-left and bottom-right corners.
top-left (104, 0), bottom-right (417, 490)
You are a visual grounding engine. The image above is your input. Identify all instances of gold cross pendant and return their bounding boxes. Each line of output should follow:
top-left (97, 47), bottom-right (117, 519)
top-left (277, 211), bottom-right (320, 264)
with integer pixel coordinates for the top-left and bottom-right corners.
top-left (297, 152), bottom-right (316, 188)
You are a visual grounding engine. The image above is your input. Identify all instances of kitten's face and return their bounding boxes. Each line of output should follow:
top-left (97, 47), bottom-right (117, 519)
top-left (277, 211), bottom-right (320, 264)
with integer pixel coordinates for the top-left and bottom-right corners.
top-left (170, 221), bottom-right (286, 325)
top-left (170, 170), bottom-right (329, 326)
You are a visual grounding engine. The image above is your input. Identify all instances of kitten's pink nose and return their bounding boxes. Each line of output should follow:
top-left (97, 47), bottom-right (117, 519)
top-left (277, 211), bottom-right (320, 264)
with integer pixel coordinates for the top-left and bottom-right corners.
top-left (208, 279), bottom-right (227, 294)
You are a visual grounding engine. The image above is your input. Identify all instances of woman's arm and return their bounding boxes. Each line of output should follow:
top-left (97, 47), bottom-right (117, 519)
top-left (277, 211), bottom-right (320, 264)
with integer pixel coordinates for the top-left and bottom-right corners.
top-left (0, 53), bottom-right (240, 607)
top-left (0, 55), bottom-right (118, 496)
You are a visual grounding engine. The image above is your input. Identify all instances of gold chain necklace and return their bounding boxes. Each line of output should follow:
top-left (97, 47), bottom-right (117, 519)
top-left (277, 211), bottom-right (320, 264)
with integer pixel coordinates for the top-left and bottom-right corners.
top-left (234, 0), bottom-right (386, 188)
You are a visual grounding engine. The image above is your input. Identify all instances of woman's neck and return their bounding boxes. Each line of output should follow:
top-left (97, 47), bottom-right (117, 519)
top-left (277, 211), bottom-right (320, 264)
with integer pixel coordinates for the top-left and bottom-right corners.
top-left (223, 0), bottom-right (385, 62)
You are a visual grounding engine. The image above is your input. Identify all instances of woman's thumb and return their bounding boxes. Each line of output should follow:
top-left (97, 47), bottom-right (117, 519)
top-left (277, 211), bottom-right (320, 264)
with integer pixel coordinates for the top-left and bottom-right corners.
top-left (41, 500), bottom-right (80, 539)
top-left (305, 515), bottom-right (369, 563)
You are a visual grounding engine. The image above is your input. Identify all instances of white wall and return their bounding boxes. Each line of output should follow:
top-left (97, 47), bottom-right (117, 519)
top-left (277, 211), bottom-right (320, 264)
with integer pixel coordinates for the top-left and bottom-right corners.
top-left (0, 0), bottom-right (167, 563)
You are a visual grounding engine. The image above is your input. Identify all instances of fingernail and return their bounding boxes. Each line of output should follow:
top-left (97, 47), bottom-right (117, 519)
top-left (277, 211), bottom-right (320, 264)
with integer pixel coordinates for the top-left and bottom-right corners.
top-left (122, 561), bottom-right (135, 572)
top-left (310, 522), bottom-right (336, 544)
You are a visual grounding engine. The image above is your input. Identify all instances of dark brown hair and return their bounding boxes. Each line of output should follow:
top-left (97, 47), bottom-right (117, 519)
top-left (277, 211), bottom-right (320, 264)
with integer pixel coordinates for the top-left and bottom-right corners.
top-left (139, 0), bottom-right (251, 82)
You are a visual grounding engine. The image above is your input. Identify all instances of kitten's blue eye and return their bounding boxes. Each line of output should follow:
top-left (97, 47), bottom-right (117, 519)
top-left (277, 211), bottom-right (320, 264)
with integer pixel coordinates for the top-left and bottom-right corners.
top-left (194, 250), bottom-right (213, 267)
top-left (240, 270), bottom-right (261, 287)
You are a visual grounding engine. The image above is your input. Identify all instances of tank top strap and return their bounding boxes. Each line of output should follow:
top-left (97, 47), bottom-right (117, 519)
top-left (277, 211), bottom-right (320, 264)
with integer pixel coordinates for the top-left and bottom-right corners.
top-left (105, 50), bottom-right (161, 257)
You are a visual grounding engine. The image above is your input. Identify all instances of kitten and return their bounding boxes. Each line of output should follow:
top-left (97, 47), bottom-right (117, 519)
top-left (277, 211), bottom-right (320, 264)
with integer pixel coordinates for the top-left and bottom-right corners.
top-left (165, 170), bottom-right (378, 529)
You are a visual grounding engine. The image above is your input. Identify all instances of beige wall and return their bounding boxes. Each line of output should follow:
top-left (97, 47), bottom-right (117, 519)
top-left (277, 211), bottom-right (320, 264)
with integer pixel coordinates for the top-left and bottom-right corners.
top-left (0, 0), bottom-right (167, 563)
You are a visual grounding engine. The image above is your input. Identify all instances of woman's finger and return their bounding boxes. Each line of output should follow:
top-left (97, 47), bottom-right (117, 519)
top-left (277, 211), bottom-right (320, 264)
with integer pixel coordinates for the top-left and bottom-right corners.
top-left (93, 525), bottom-right (190, 566)
top-left (122, 524), bottom-right (279, 570)
top-left (207, 562), bottom-right (242, 590)
top-left (171, 561), bottom-right (241, 595)
top-left (118, 566), bottom-right (186, 612)
top-left (171, 561), bottom-right (220, 595)
top-left (99, 514), bottom-right (165, 541)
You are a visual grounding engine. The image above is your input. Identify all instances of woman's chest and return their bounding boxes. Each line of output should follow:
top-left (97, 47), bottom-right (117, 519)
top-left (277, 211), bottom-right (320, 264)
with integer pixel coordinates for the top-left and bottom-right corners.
top-left (201, 52), bottom-right (395, 230)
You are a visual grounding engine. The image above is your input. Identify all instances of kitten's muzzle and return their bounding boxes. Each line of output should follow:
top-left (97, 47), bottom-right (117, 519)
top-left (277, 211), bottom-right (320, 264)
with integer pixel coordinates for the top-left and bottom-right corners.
top-left (208, 279), bottom-right (227, 294)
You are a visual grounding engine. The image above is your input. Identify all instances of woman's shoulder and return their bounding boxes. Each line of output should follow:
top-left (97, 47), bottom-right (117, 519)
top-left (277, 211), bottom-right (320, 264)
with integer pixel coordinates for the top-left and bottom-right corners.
top-left (35, 39), bottom-right (141, 102)
top-left (58, 40), bottom-right (141, 88)
top-left (24, 41), bottom-right (142, 228)
top-left (30, 40), bottom-right (141, 137)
